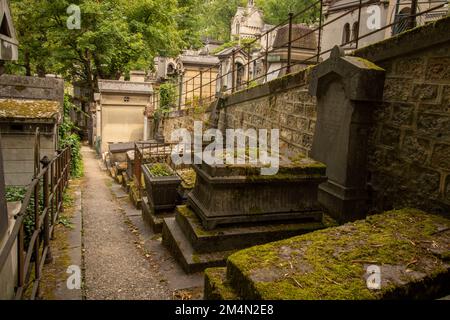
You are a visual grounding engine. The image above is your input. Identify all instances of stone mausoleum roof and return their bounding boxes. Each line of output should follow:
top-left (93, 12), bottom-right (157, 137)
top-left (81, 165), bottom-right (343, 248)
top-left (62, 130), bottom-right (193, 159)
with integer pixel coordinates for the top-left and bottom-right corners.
top-left (98, 80), bottom-right (153, 95)
top-left (0, 99), bottom-right (60, 120)
top-left (273, 24), bottom-right (317, 50)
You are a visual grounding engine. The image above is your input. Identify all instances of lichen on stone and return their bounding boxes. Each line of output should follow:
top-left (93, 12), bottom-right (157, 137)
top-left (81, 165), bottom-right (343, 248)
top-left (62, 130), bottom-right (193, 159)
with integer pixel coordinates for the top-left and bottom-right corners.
top-left (0, 99), bottom-right (60, 119)
top-left (226, 208), bottom-right (450, 300)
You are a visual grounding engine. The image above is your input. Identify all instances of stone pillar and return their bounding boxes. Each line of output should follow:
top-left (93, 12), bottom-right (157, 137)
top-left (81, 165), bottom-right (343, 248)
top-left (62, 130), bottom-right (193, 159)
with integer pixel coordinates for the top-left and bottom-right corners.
top-left (309, 46), bottom-right (385, 223)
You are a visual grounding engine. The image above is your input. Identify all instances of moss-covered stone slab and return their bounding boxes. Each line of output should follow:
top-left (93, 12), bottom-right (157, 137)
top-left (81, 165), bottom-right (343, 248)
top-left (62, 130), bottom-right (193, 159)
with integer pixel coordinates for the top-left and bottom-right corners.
top-left (0, 99), bottom-right (60, 119)
top-left (162, 217), bottom-right (236, 273)
top-left (176, 205), bottom-right (327, 254)
top-left (204, 268), bottom-right (240, 300)
top-left (221, 209), bottom-right (449, 300)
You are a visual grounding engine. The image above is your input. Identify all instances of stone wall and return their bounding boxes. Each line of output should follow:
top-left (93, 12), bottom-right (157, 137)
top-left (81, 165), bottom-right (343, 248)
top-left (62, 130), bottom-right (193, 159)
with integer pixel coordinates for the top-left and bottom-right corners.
top-left (353, 17), bottom-right (450, 215)
top-left (217, 71), bottom-right (316, 157)
top-left (162, 17), bottom-right (450, 215)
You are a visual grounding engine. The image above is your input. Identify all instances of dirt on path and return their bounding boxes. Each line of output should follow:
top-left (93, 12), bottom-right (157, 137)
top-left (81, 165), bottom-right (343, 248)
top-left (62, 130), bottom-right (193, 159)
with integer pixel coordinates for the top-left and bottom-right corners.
top-left (81, 146), bottom-right (171, 300)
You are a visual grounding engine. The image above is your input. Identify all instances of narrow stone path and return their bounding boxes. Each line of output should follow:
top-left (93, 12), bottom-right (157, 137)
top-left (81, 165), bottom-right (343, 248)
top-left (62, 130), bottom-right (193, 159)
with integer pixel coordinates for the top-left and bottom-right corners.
top-left (81, 146), bottom-right (171, 300)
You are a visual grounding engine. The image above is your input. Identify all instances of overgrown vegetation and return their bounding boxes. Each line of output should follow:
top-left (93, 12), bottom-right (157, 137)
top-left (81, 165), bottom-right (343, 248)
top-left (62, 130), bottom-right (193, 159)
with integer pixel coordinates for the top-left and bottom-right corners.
top-left (147, 163), bottom-right (174, 177)
top-left (59, 95), bottom-right (83, 178)
top-left (4, 187), bottom-right (41, 246)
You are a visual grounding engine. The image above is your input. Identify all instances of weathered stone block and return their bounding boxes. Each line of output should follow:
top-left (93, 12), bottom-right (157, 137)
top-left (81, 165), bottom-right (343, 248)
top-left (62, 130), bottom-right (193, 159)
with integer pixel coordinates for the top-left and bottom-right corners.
top-left (446, 175), bottom-right (450, 203)
top-left (411, 84), bottom-right (439, 102)
top-left (400, 135), bottom-right (430, 164)
top-left (417, 113), bottom-right (450, 140)
top-left (395, 56), bottom-right (425, 78)
top-left (383, 152), bottom-right (409, 177)
top-left (409, 166), bottom-right (440, 200)
top-left (442, 85), bottom-right (450, 106)
top-left (297, 117), bottom-right (308, 131)
top-left (383, 78), bottom-right (412, 102)
top-left (287, 115), bottom-right (297, 128)
top-left (431, 144), bottom-right (450, 170)
top-left (426, 57), bottom-right (450, 81)
top-left (419, 102), bottom-right (450, 115)
top-left (380, 126), bottom-right (401, 148)
top-left (391, 103), bottom-right (415, 127)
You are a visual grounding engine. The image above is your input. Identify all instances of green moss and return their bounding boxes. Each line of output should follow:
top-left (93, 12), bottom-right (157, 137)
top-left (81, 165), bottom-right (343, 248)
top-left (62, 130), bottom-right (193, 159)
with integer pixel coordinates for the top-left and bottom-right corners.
top-left (0, 99), bottom-right (60, 119)
top-left (177, 205), bottom-right (196, 219)
top-left (146, 163), bottom-right (174, 177)
top-left (205, 268), bottom-right (239, 300)
top-left (227, 208), bottom-right (450, 300)
top-left (192, 254), bottom-right (201, 264)
top-left (353, 57), bottom-right (385, 71)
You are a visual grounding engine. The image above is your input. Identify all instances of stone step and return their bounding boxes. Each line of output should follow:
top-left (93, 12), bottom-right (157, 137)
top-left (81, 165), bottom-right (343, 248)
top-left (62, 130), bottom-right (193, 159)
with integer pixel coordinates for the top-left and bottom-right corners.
top-left (204, 267), bottom-right (240, 300)
top-left (141, 198), bottom-right (175, 233)
top-left (213, 209), bottom-right (450, 300)
top-left (175, 205), bottom-right (326, 254)
top-left (162, 217), bottom-right (234, 274)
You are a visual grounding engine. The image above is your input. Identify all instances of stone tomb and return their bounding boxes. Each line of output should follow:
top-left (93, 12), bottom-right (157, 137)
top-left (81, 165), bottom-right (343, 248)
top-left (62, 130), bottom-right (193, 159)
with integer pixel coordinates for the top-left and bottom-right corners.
top-left (162, 156), bottom-right (329, 273)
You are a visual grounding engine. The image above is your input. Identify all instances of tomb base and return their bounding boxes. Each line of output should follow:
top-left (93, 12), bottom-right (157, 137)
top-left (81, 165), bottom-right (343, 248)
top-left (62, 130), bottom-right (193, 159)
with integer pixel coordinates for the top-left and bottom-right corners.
top-left (318, 180), bottom-right (368, 223)
top-left (162, 206), bottom-right (326, 273)
top-left (141, 197), bottom-right (175, 233)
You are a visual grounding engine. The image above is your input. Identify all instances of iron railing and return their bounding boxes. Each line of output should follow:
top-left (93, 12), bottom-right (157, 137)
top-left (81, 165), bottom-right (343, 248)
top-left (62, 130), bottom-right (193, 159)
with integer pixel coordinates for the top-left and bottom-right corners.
top-left (150, 0), bottom-right (448, 113)
top-left (0, 129), bottom-right (71, 300)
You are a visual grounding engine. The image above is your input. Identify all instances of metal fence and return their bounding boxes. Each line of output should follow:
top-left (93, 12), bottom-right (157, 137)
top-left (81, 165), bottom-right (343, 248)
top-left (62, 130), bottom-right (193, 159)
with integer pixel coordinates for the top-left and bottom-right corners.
top-left (0, 129), bottom-right (71, 300)
top-left (151, 0), bottom-right (448, 112)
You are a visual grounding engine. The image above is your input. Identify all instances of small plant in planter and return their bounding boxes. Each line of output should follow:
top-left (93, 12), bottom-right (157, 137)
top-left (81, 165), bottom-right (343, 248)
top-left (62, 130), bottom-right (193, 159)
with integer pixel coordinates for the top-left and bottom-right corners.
top-left (142, 163), bottom-right (181, 211)
top-left (177, 168), bottom-right (197, 201)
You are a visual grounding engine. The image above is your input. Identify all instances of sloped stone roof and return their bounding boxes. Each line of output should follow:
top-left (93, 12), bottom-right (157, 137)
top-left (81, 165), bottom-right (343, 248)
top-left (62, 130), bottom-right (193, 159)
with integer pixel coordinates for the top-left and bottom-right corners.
top-left (0, 99), bottom-right (60, 119)
top-left (273, 24), bottom-right (317, 50)
top-left (98, 80), bottom-right (153, 94)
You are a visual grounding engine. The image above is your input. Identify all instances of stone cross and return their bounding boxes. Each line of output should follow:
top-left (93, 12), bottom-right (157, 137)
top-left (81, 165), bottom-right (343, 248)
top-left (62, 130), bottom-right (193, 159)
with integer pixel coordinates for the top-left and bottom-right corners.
top-left (309, 46), bottom-right (385, 223)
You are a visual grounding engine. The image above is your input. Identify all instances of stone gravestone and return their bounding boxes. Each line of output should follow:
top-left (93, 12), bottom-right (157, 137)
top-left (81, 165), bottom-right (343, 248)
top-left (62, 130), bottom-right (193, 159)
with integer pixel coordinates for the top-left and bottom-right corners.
top-left (309, 46), bottom-right (385, 223)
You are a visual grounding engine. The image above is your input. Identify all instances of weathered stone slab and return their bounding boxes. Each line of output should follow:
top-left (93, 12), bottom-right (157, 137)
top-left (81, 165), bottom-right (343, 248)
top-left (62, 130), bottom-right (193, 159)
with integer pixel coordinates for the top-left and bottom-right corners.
top-left (205, 209), bottom-right (450, 300)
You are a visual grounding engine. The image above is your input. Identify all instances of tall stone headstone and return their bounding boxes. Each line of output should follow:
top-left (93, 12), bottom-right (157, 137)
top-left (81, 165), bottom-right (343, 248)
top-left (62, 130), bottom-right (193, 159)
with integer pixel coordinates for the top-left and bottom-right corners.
top-left (309, 46), bottom-right (385, 223)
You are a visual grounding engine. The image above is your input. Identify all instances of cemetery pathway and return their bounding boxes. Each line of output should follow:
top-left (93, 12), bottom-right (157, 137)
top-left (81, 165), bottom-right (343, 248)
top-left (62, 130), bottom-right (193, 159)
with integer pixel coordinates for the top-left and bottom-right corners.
top-left (81, 146), bottom-right (171, 300)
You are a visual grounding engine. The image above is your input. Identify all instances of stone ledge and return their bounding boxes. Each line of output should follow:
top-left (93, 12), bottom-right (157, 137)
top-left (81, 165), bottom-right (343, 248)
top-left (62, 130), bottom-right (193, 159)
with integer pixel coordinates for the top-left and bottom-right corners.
top-left (353, 16), bottom-right (450, 63)
top-left (205, 209), bottom-right (450, 300)
top-left (223, 68), bottom-right (312, 108)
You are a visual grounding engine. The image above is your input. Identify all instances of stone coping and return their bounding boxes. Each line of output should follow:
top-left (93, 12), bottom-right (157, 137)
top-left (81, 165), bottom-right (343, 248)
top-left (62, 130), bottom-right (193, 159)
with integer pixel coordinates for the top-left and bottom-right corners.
top-left (353, 16), bottom-right (450, 63)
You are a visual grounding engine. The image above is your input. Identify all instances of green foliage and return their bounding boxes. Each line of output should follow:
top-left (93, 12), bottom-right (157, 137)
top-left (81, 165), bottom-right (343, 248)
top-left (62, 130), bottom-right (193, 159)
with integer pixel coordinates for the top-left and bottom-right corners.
top-left (153, 81), bottom-right (177, 126)
top-left (159, 82), bottom-right (178, 109)
top-left (5, 187), bottom-right (43, 247)
top-left (212, 38), bottom-right (260, 54)
top-left (7, 0), bottom-right (184, 90)
top-left (255, 0), bottom-right (320, 25)
top-left (148, 163), bottom-right (173, 177)
top-left (59, 95), bottom-right (83, 178)
top-left (198, 0), bottom-right (246, 42)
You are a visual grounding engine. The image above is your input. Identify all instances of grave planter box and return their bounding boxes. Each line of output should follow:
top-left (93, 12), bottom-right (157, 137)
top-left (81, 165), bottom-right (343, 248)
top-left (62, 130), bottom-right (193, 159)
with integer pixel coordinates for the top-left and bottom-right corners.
top-left (142, 163), bottom-right (181, 211)
top-left (189, 157), bottom-right (327, 230)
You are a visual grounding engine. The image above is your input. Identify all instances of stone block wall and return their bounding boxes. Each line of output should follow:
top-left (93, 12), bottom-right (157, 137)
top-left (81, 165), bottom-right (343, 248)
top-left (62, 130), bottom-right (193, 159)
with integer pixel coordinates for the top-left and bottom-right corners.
top-left (217, 71), bottom-right (316, 157)
top-left (354, 17), bottom-right (450, 214)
